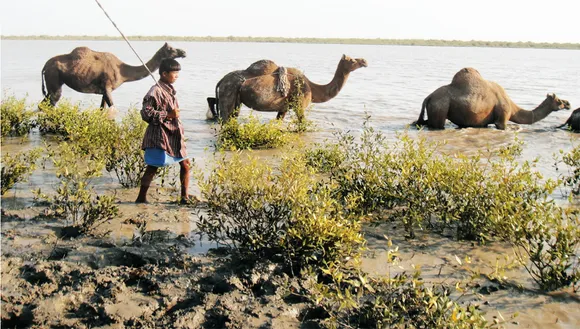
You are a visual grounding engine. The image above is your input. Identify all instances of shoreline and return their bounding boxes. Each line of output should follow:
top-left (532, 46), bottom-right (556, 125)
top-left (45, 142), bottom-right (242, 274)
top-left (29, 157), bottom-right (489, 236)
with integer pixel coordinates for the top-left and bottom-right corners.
top-left (2, 35), bottom-right (580, 50)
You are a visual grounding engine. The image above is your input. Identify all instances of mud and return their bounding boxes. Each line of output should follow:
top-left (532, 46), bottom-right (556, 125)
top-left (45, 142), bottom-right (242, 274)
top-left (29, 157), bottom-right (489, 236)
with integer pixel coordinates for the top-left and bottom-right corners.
top-left (1, 211), bottom-right (318, 328)
top-left (2, 187), bottom-right (579, 328)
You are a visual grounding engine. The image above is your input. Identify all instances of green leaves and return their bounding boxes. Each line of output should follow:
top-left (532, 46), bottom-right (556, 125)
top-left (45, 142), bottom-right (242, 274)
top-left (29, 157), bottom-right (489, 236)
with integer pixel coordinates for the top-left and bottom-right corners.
top-left (197, 152), bottom-right (365, 269)
top-left (216, 114), bottom-right (293, 150)
top-left (1, 148), bottom-right (42, 195)
top-left (0, 94), bottom-right (37, 138)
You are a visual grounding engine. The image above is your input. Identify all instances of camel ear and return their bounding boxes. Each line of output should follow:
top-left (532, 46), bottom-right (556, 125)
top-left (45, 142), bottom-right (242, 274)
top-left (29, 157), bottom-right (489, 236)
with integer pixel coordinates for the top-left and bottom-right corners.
top-left (547, 93), bottom-right (556, 99)
top-left (342, 54), bottom-right (346, 60)
top-left (164, 42), bottom-right (169, 47)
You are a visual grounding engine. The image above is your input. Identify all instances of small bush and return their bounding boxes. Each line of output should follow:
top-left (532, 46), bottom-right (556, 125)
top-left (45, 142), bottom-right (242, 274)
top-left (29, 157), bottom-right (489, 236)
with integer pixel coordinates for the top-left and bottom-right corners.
top-left (105, 108), bottom-right (147, 187)
top-left (1, 148), bottom-right (42, 195)
top-left (285, 77), bottom-right (315, 133)
top-left (310, 264), bottom-right (496, 329)
top-left (1, 95), bottom-right (36, 137)
top-left (302, 143), bottom-right (346, 173)
top-left (197, 152), bottom-right (365, 269)
top-left (37, 100), bottom-right (83, 135)
top-left (34, 142), bottom-right (118, 236)
top-left (216, 114), bottom-right (293, 150)
top-left (557, 144), bottom-right (580, 195)
top-left (507, 205), bottom-right (580, 291)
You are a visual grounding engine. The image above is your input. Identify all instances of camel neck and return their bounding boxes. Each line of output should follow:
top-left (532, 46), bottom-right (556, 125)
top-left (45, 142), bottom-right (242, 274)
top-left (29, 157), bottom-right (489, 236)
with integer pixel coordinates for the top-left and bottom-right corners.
top-left (509, 99), bottom-right (553, 124)
top-left (308, 65), bottom-right (350, 103)
top-left (120, 53), bottom-right (163, 83)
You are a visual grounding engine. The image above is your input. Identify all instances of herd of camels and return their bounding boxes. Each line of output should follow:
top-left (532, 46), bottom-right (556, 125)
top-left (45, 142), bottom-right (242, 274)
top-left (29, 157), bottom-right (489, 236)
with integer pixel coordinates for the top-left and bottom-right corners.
top-left (40, 43), bottom-right (578, 131)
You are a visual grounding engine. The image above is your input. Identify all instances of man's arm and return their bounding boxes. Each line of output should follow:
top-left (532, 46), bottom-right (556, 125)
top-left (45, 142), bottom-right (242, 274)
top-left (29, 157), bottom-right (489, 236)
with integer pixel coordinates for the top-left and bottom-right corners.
top-left (140, 96), bottom-right (168, 124)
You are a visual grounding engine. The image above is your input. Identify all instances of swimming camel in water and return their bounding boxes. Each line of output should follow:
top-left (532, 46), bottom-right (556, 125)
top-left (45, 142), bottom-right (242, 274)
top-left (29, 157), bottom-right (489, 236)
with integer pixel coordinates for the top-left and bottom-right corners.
top-left (558, 108), bottom-right (580, 132)
top-left (413, 67), bottom-right (571, 130)
top-left (41, 43), bottom-right (186, 113)
top-left (207, 55), bottom-right (368, 122)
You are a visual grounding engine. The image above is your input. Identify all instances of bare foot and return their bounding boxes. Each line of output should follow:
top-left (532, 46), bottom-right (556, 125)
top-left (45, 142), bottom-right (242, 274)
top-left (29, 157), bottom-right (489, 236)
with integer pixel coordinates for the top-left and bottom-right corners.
top-left (179, 195), bottom-right (199, 205)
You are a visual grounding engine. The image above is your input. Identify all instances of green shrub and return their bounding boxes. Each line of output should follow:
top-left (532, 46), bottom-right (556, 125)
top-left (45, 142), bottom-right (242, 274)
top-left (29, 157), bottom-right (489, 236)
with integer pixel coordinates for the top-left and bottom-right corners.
top-left (302, 143), bottom-right (346, 173)
top-left (34, 142), bottom-right (118, 236)
top-left (312, 117), bottom-right (579, 290)
top-left (38, 101), bottom-right (146, 188)
top-left (197, 152), bottom-right (365, 269)
top-left (310, 264), bottom-right (496, 329)
top-left (285, 77), bottom-right (315, 133)
top-left (37, 100), bottom-right (83, 135)
top-left (507, 205), bottom-right (580, 291)
top-left (0, 95), bottom-right (36, 137)
top-left (216, 114), bottom-right (293, 150)
top-left (1, 148), bottom-right (42, 195)
top-left (105, 108), bottom-right (147, 187)
top-left (557, 144), bottom-right (580, 195)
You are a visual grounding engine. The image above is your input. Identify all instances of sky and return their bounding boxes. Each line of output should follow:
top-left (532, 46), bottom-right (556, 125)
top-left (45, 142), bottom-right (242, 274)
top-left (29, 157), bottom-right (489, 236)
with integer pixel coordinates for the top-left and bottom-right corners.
top-left (1, 0), bottom-right (579, 43)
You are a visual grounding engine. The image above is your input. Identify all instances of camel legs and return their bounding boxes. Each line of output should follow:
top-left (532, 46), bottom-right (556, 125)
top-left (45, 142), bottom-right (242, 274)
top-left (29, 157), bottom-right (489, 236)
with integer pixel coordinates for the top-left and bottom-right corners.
top-left (493, 107), bottom-right (509, 130)
top-left (425, 104), bottom-right (447, 129)
top-left (276, 111), bottom-right (287, 120)
top-left (217, 86), bottom-right (241, 122)
top-left (100, 88), bottom-right (114, 108)
top-left (101, 88), bottom-right (118, 119)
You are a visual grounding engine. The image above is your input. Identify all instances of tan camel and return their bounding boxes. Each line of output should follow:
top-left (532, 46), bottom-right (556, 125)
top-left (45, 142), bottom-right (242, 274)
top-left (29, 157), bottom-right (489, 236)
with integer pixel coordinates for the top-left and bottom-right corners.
top-left (558, 107), bottom-right (580, 132)
top-left (41, 43), bottom-right (186, 111)
top-left (206, 59), bottom-right (279, 120)
top-left (207, 55), bottom-right (368, 122)
top-left (413, 67), bottom-right (571, 130)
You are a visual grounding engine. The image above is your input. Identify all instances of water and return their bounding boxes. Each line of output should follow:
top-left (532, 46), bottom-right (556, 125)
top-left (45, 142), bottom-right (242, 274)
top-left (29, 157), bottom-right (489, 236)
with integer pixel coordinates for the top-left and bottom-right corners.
top-left (2, 40), bottom-right (580, 181)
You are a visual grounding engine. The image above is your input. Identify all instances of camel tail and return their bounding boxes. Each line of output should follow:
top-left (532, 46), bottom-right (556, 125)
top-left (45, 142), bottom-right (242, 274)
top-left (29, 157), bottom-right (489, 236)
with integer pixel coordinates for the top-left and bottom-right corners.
top-left (412, 97), bottom-right (429, 126)
top-left (205, 83), bottom-right (220, 120)
top-left (41, 69), bottom-right (47, 97)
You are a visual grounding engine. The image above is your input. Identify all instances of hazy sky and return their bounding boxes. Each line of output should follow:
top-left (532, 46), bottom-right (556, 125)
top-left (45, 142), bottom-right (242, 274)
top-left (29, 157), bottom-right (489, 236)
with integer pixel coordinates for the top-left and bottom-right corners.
top-left (1, 0), bottom-right (579, 43)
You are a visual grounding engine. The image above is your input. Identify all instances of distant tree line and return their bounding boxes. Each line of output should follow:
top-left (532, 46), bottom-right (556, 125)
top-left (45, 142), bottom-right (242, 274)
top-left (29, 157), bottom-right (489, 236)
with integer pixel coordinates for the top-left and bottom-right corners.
top-left (2, 35), bottom-right (579, 50)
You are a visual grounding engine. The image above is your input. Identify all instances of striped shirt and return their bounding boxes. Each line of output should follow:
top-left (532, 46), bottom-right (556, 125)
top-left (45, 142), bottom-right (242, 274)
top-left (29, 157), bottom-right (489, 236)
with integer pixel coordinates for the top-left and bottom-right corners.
top-left (140, 81), bottom-right (187, 158)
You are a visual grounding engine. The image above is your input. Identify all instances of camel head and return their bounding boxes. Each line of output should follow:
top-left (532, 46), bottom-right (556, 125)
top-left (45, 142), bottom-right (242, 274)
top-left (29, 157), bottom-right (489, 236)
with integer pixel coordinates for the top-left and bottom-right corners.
top-left (546, 93), bottom-right (571, 111)
top-left (156, 42), bottom-right (187, 60)
top-left (339, 54), bottom-right (368, 73)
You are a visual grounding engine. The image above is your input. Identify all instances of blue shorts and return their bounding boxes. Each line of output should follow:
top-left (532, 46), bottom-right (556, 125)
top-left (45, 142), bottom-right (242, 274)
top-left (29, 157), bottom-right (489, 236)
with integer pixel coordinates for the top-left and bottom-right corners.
top-left (144, 148), bottom-right (186, 167)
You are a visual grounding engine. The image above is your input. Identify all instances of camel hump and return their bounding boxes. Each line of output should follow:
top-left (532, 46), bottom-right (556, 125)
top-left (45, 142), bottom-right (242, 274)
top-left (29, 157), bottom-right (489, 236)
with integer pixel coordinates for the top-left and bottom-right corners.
top-left (245, 60), bottom-right (278, 77)
top-left (451, 67), bottom-right (484, 87)
top-left (68, 47), bottom-right (95, 60)
top-left (70, 47), bottom-right (92, 55)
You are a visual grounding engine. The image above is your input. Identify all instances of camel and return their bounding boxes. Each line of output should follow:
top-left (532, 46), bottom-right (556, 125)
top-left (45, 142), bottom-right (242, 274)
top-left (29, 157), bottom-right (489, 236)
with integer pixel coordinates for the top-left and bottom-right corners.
top-left (206, 59), bottom-right (279, 120)
top-left (41, 42), bottom-right (187, 113)
top-left (206, 55), bottom-right (368, 122)
top-left (558, 108), bottom-right (580, 132)
top-left (413, 67), bottom-right (571, 130)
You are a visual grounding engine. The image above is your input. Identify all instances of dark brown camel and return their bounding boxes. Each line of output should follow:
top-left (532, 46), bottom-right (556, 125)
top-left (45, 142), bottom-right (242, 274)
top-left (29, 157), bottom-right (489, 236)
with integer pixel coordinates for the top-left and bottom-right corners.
top-left (41, 42), bottom-right (186, 110)
top-left (207, 55), bottom-right (368, 122)
top-left (558, 107), bottom-right (580, 132)
top-left (413, 67), bottom-right (571, 130)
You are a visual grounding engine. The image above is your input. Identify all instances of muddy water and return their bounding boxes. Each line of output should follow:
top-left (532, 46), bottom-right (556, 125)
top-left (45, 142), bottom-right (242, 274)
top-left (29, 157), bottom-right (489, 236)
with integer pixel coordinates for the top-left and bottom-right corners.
top-left (2, 40), bottom-right (580, 327)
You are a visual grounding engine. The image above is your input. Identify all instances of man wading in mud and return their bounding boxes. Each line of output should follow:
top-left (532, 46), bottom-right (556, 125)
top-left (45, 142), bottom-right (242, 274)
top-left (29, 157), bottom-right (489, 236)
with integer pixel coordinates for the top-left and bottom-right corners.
top-left (135, 58), bottom-right (194, 204)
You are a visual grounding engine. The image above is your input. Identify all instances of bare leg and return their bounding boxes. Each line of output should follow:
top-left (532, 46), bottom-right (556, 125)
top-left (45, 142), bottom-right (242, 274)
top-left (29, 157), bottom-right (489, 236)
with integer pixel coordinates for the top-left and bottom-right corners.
top-left (135, 165), bottom-right (159, 203)
top-left (179, 159), bottom-right (192, 203)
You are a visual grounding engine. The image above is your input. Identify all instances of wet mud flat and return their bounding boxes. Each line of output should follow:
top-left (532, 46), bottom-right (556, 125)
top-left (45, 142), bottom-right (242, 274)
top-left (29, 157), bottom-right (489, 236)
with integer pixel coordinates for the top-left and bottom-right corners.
top-left (2, 192), bottom-right (579, 329)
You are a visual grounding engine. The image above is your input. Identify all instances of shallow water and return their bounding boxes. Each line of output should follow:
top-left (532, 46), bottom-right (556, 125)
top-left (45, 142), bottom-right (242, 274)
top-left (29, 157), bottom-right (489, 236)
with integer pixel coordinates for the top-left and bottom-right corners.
top-left (2, 40), bottom-right (580, 172)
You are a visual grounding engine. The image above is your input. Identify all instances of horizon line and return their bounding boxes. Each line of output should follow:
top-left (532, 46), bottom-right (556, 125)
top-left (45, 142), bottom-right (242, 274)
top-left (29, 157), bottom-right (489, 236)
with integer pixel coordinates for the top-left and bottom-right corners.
top-left (2, 35), bottom-right (579, 49)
